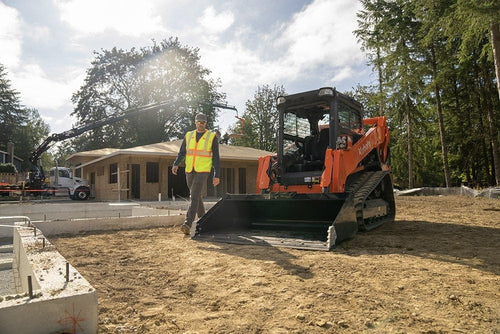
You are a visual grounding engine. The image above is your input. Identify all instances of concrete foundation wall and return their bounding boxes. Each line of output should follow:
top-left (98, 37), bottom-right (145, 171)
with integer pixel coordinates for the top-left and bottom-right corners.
top-left (0, 208), bottom-right (185, 334)
top-left (1, 227), bottom-right (98, 334)
top-left (13, 228), bottom-right (40, 291)
top-left (35, 213), bottom-right (185, 237)
top-left (0, 216), bottom-right (31, 238)
top-left (0, 202), bottom-right (136, 221)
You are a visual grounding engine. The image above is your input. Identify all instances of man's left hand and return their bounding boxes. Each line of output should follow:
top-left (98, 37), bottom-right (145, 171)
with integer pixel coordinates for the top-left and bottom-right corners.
top-left (213, 177), bottom-right (220, 186)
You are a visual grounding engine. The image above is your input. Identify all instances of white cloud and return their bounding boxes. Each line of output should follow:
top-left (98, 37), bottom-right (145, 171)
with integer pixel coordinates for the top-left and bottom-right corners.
top-left (41, 110), bottom-right (77, 131)
top-left (200, 0), bottom-right (364, 95)
top-left (279, 0), bottom-right (363, 72)
top-left (198, 6), bottom-right (234, 35)
top-left (195, 0), bottom-right (366, 131)
top-left (10, 63), bottom-right (85, 132)
top-left (331, 66), bottom-right (354, 82)
top-left (200, 0), bottom-right (363, 89)
top-left (55, 0), bottom-right (165, 37)
top-left (27, 25), bottom-right (51, 42)
top-left (10, 64), bottom-right (84, 110)
top-left (0, 2), bottom-right (22, 68)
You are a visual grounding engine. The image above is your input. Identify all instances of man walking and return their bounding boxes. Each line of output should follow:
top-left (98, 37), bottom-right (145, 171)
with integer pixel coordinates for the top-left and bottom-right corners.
top-left (172, 113), bottom-right (220, 235)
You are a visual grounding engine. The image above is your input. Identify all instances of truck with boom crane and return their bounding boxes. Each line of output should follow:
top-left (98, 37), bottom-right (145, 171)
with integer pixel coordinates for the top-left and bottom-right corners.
top-left (193, 87), bottom-right (396, 250)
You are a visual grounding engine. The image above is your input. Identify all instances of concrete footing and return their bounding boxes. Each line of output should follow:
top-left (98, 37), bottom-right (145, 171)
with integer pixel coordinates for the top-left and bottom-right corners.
top-left (0, 202), bottom-right (186, 334)
top-left (0, 226), bottom-right (97, 334)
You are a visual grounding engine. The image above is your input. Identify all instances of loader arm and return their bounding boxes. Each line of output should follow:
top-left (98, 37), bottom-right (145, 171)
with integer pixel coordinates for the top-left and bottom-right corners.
top-left (321, 116), bottom-right (390, 193)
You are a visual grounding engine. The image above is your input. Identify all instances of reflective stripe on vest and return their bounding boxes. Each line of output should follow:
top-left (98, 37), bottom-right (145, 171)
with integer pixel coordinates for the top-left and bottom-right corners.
top-left (185, 130), bottom-right (216, 173)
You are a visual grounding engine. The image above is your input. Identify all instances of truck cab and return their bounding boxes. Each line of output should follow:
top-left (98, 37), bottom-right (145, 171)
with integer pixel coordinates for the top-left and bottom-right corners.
top-left (48, 167), bottom-right (90, 200)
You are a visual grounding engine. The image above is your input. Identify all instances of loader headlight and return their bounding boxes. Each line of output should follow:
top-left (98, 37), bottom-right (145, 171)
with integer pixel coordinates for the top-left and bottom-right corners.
top-left (318, 88), bottom-right (334, 96)
top-left (277, 96), bottom-right (286, 105)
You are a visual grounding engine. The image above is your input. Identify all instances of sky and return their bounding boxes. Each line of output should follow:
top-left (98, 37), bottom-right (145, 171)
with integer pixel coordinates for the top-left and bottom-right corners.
top-left (0, 0), bottom-right (374, 137)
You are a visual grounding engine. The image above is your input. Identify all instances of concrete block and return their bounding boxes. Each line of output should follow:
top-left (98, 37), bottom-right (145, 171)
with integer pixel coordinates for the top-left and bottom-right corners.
top-left (0, 227), bottom-right (98, 334)
top-left (34, 213), bottom-right (185, 237)
top-left (0, 202), bottom-right (136, 221)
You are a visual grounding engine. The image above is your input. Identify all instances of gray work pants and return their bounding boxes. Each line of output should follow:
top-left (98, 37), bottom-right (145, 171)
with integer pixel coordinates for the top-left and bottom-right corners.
top-left (185, 171), bottom-right (209, 226)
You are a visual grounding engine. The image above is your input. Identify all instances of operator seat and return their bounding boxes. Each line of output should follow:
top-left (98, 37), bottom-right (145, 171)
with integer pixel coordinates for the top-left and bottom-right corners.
top-left (302, 128), bottom-right (330, 171)
top-left (313, 128), bottom-right (330, 161)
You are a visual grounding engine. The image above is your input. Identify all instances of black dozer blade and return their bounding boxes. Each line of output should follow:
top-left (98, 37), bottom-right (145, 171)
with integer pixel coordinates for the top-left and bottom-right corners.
top-left (193, 171), bottom-right (395, 251)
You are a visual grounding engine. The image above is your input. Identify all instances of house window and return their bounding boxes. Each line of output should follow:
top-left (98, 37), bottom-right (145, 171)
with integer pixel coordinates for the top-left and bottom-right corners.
top-left (109, 163), bottom-right (117, 184)
top-left (146, 162), bottom-right (159, 183)
top-left (75, 164), bottom-right (81, 178)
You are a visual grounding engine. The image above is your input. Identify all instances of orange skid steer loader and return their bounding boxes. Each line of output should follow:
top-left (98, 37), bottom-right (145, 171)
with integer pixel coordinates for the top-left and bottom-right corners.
top-left (193, 87), bottom-right (395, 250)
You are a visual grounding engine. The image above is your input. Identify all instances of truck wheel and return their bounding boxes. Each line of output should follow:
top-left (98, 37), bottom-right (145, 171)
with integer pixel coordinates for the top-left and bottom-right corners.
top-left (74, 188), bottom-right (90, 200)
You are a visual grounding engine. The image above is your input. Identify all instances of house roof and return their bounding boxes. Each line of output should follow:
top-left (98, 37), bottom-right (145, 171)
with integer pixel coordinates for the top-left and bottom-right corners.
top-left (68, 139), bottom-right (274, 169)
top-left (66, 148), bottom-right (121, 160)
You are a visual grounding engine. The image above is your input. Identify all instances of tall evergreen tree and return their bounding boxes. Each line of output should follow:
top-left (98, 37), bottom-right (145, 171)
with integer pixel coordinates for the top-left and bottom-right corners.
top-left (415, 0), bottom-right (455, 187)
top-left (357, 0), bottom-right (426, 188)
top-left (0, 64), bottom-right (27, 149)
top-left (0, 64), bottom-right (50, 171)
top-left (356, 0), bottom-right (499, 188)
top-left (442, 0), bottom-right (500, 185)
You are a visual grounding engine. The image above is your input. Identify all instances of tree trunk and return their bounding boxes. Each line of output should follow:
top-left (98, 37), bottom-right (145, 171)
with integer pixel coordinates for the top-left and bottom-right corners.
top-left (491, 22), bottom-right (500, 106)
top-left (407, 94), bottom-right (414, 189)
top-left (431, 46), bottom-right (451, 187)
top-left (377, 47), bottom-right (384, 117)
top-left (487, 22), bottom-right (500, 185)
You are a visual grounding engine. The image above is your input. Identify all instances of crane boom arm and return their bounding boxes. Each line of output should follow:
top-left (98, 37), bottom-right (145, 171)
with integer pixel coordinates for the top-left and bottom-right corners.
top-left (29, 101), bottom-right (177, 165)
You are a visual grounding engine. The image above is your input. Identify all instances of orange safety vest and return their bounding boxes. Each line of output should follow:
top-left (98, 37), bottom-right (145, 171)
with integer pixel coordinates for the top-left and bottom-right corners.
top-left (185, 130), bottom-right (216, 173)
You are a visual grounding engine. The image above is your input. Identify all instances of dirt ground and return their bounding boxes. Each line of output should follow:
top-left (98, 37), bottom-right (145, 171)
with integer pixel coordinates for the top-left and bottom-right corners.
top-left (51, 195), bottom-right (500, 334)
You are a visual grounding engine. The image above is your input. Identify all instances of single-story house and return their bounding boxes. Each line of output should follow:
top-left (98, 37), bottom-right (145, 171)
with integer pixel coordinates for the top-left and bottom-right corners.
top-left (66, 140), bottom-right (273, 201)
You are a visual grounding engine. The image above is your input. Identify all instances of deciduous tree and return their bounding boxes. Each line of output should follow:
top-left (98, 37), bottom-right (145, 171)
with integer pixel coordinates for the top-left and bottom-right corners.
top-left (71, 38), bottom-right (224, 151)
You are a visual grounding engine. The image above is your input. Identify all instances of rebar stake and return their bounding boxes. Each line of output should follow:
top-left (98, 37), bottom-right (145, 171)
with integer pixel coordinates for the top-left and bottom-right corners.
top-left (66, 262), bottom-right (69, 282)
top-left (33, 227), bottom-right (36, 236)
top-left (28, 276), bottom-right (33, 299)
top-left (42, 238), bottom-right (45, 248)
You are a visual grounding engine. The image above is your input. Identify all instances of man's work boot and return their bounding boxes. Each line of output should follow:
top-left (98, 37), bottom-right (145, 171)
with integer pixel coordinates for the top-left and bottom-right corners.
top-left (180, 223), bottom-right (191, 235)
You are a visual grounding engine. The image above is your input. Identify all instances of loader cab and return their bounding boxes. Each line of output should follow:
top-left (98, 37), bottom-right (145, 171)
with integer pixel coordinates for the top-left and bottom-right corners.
top-left (276, 87), bottom-right (363, 186)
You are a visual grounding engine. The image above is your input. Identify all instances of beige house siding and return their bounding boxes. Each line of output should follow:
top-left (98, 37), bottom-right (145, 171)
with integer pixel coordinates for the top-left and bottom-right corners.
top-left (68, 140), bottom-right (272, 201)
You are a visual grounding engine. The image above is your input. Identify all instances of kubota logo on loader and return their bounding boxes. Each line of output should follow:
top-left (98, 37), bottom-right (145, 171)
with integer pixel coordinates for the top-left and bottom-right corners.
top-left (358, 141), bottom-right (372, 156)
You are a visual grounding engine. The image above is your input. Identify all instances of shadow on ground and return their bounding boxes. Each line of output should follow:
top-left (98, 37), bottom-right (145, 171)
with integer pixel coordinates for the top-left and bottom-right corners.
top-left (338, 219), bottom-right (500, 275)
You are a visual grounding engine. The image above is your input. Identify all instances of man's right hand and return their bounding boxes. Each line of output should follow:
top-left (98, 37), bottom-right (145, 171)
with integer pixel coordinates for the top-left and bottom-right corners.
top-left (172, 165), bottom-right (178, 175)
